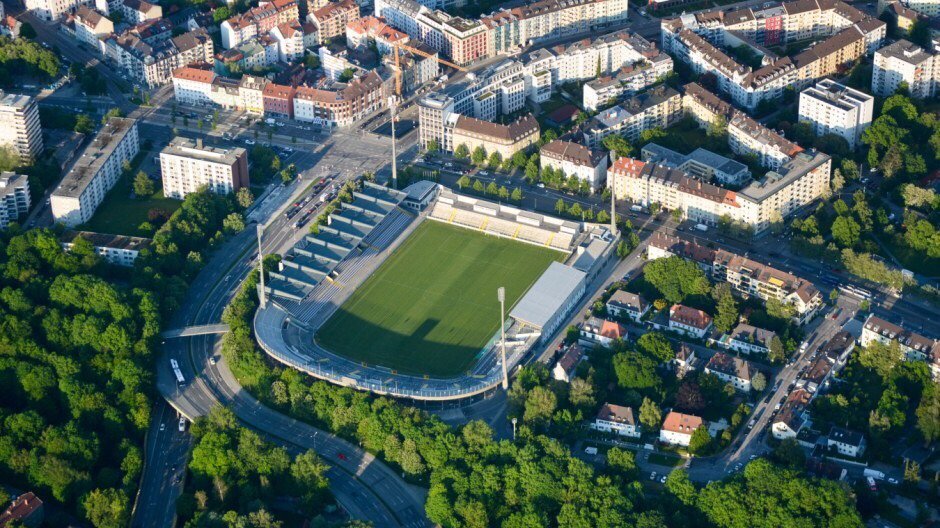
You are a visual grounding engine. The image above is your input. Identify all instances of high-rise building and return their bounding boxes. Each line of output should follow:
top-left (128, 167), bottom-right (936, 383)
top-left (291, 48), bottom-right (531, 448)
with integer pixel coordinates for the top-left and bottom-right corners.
top-left (50, 118), bottom-right (139, 227)
top-left (798, 79), bottom-right (873, 148)
top-left (872, 39), bottom-right (940, 99)
top-left (159, 137), bottom-right (249, 199)
top-left (0, 91), bottom-right (44, 163)
top-left (0, 172), bottom-right (31, 229)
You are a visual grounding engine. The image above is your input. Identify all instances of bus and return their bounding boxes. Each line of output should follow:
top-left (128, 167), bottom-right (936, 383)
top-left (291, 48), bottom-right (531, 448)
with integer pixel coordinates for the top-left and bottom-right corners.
top-left (170, 359), bottom-right (179, 370)
top-left (173, 367), bottom-right (185, 384)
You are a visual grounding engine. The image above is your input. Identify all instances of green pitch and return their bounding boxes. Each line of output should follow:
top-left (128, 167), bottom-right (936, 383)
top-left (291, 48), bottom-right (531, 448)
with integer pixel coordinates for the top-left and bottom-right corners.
top-left (316, 220), bottom-right (563, 377)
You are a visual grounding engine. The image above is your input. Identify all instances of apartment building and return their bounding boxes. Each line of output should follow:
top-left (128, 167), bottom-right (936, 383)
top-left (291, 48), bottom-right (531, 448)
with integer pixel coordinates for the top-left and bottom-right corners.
top-left (25, 0), bottom-right (92, 21)
top-left (374, 0), bottom-right (487, 66)
top-left (583, 57), bottom-right (674, 111)
top-left (660, 411), bottom-right (704, 446)
top-left (71, 6), bottom-right (113, 49)
top-left (309, 0), bottom-right (359, 44)
top-left (0, 172), bottom-right (31, 229)
top-left (346, 16), bottom-right (409, 54)
top-left (540, 140), bottom-right (609, 192)
top-left (705, 352), bottom-right (755, 392)
top-left (119, 0), bottom-right (161, 24)
top-left (606, 290), bottom-right (649, 322)
top-left (450, 114), bottom-right (540, 161)
top-left (798, 79), bottom-right (873, 148)
top-left (59, 230), bottom-right (152, 266)
top-left (582, 86), bottom-right (682, 148)
top-left (221, 0), bottom-right (299, 49)
top-left (1, 4), bottom-right (22, 38)
top-left (661, 0), bottom-right (884, 110)
top-left (50, 118), bottom-right (139, 227)
top-left (721, 323), bottom-right (777, 356)
top-left (641, 143), bottom-right (751, 186)
top-left (647, 232), bottom-right (823, 324)
top-left (159, 137), bottom-right (249, 199)
top-left (668, 304), bottom-right (713, 338)
top-left (270, 22), bottom-right (304, 63)
top-left (861, 314), bottom-right (939, 378)
top-left (552, 344), bottom-right (584, 382)
top-left (105, 28), bottom-right (214, 88)
top-left (485, 0), bottom-right (630, 55)
top-left (872, 39), bottom-right (940, 99)
top-left (293, 71), bottom-right (388, 127)
top-left (0, 91), bottom-right (43, 163)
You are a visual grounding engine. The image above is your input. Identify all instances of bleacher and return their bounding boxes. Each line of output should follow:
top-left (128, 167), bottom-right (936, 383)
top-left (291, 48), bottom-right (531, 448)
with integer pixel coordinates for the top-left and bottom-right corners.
top-left (429, 190), bottom-right (579, 252)
top-left (266, 182), bottom-right (406, 302)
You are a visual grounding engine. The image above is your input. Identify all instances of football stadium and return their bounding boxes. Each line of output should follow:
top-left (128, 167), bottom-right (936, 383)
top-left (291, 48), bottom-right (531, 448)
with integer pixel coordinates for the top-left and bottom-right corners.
top-left (254, 182), bottom-right (617, 400)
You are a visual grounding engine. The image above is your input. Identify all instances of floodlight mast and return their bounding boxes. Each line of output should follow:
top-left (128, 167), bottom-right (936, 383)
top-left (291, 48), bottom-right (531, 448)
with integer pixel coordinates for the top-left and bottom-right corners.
top-left (389, 95), bottom-right (398, 190)
top-left (498, 287), bottom-right (508, 390)
top-left (257, 224), bottom-right (266, 308)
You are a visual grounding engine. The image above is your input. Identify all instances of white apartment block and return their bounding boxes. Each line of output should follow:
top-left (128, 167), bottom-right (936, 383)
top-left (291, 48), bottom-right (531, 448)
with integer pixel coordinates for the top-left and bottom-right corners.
top-left (26, 0), bottom-right (92, 21)
top-left (540, 140), bottom-right (609, 192)
top-left (582, 86), bottom-right (682, 148)
top-left (270, 23), bottom-right (304, 63)
top-left (72, 6), bottom-right (114, 50)
top-left (0, 91), bottom-right (44, 163)
top-left (872, 39), bottom-right (940, 99)
top-left (704, 352), bottom-right (754, 392)
top-left (861, 314), bottom-right (939, 377)
top-left (798, 79), bottom-right (873, 148)
top-left (51, 118), bottom-right (139, 227)
top-left (159, 137), bottom-right (249, 199)
top-left (60, 230), bottom-right (151, 266)
top-left (660, 411), bottom-right (703, 447)
top-left (486, 0), bottom-right (630, 56)
top-left (105, 28), bottom-right (214, 88)
top-left (0, 172), bottom-right (31, 229)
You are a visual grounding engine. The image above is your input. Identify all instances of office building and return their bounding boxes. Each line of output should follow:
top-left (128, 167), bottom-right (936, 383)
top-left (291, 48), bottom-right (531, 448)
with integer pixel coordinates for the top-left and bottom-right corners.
top-left (159, 137), bottom-right (249, 199)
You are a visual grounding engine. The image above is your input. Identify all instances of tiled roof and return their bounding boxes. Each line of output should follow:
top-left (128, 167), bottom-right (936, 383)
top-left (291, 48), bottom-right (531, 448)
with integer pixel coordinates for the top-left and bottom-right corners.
top-left (705, 351), bottom-right (753, 381)
top-left (541, 140), bottom-right (606, 167)
top-left (670, 304), bottom-right (713, 330)
top-left (662, 411), bottom-right (703, 434)
top-left (597, 403), bottom-right (635, 425)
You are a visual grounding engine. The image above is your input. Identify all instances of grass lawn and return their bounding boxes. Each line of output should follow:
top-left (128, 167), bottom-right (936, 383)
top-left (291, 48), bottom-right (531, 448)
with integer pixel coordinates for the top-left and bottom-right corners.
top-left (647, 453), bottom-right (683, 467)
top-left (80, 175), bottom-right (181, 237)
top-left (317, 220), bottom-right (563, 377)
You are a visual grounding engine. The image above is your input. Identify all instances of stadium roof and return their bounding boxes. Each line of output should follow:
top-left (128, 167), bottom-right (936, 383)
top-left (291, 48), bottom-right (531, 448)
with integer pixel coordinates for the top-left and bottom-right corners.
top-left (510, 262), bottom-right (586, 330)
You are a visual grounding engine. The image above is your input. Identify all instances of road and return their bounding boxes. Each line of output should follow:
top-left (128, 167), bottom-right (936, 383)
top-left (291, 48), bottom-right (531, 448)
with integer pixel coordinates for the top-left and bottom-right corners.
top-left (132, 401), bottom-right (190, 528)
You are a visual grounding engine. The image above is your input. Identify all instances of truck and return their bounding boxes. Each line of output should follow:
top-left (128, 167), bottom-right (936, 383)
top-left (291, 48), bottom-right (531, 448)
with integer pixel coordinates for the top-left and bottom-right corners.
top-left (863, 468), bottom-right (885, 480)
top-left (695, 223), bottom-right (709, 232)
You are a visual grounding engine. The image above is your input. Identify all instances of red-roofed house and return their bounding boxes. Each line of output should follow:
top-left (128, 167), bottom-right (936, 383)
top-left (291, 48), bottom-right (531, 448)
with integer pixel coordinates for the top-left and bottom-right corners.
top-left (659, 411), bottom-right (704, 446)
top-left (263, 82), bottom-right (295, 118)
top-left (579, 317), bottom-right (627, 347)
top-left (668, 304), bottom-right (713, 338)
top-left (552, 344), bottom-right (584, 383)
top-left (0, 492), bottom-right (44, 527)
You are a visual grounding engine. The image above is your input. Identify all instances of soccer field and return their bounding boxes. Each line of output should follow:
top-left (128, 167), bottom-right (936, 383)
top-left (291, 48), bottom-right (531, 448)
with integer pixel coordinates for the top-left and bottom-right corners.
top-left (316, 220), bottom-right (563, 377)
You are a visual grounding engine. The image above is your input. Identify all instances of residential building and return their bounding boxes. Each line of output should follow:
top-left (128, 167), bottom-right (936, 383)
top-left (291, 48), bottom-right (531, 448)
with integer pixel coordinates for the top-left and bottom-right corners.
top-left (722, 323), bottom-right (777, 356)
top-left (591, 403), bottom-right (640, 437)
top-left (120, 0), bottom-right (161, 24)
top-left (25, 0), bottom-right (92, 21)
top-left (0, 172), bottom-right (30, 229)
top-left (872, 39), bottom-right (940, 99)
top-left (772, 388), bottom-right (811, 439)
top-left (704, 351), bottom-right (755, 392)
top-left (0, 91), bottom-right (43, 163)
top-left (582, 86), bottom-right (683, 147)
top-left (346, 16), bottom-right (409, 54)
top-left (606, 290), bottom-right (649, 322)
top-left (540, 140), bottom-right (609, 192)
top-left (861, 314), bottom-right (939, 377)
top-left (72, 6), bottom-right (114, 49)
top-left (293, 71), bottom-right (388, 127)
top-left (579, 317), bottom-right (627, 347)
top-left (105, 28), bottom-right (214, 88)
top-left (270, 22), bottom-right (304, 63)
top-left (647, 233), bottom-right (823, 325)
top-left (1, 10), bottom-right (22, 39)
top-left (798, 79), bottom-right (873, 148)
top-left (641, 143), bottom-right (751, 186)
top-left (552, 343), bottom-right (585, 383)
top-left (221, 0), bottom-right (299, 49)
top-left (583, 56), bottom-right (675, 110)
top-left (382, 42), bottom-right (440, 93)
top-left (0, 492), bottom-right (44, 527)
top-left (659, 411), bottom-right (704, 446)
top-left (159, 137), bottom-right (249, 199)
top-left (668, 304), bottom-right (713, 338)
top-left (673, 343), bottom-right (699, 377)
top-left (50, 118), bottom-right (139, 227)
top-left (263, 82), bottom-right (295, 119)
top-left (803, 330), bottom-right (855, 393)
top-left (448, 114), bottom-right (539, 161)
top-left (827, 426), bottom-right (866, 457)
top-left (59, 230), bottom-right (152, 266)
top-left (309, 0), bottom-right (360, 44)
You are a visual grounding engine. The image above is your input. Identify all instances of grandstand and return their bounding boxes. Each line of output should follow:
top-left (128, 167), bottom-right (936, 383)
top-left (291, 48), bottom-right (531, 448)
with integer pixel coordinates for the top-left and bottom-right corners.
top-left (429, 189), bottom-right (580, 252)
top-left (265, 181), bottom-right (407, 302)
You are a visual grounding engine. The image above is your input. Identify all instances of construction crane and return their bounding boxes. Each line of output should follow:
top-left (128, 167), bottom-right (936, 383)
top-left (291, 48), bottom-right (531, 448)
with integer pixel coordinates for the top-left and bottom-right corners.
top-left (391, 42), bottom-right (468, 97)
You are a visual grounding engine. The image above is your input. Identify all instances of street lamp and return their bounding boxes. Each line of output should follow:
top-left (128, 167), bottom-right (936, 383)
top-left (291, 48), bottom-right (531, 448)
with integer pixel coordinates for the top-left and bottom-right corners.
top-left (511, 417), bottom-right (517, 441)
top-left (498, 287), bottom-right (508, 390)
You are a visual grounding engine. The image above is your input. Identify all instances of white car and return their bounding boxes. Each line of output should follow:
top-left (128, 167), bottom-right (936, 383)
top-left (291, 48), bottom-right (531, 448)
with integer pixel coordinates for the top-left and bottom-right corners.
top-left (649, 472), bottom-right (657, 480)
top-left (659, 475), bottom-right (667, 483)
top-left (178, 417), bottom-right (187, 432)
top-left (244, 139), bottom-right (256, 145)
top-left (209, 356), bottom-right (217, 365)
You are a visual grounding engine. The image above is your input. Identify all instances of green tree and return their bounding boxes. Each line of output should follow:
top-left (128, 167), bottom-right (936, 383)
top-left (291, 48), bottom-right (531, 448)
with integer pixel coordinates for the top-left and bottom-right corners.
top-left (637, 332), bottom-right (674, 363)
top-left (751, 371), bottom-right (767, 392)
top-left (74, 113), bottom-right (94, 134)
top-left (236, 187), bottom-right (254, 209)
top-left (524, 161), bottom-right (539, 183)
top-left (426, 139), bottom-right (439, 153)
top-left (916, 384), bottom-right (939, 444)
top-left (606, 447), bottom-right (637, 478)
top-left (457, 175), bottom-right (471, 189)
top-left (639, 397), bottom-right (662, 430)
top-left (523, 386), bottom-right (557, 425)
top-left (511, 151), bottom-right (527, 169)
top-left (454, 144), bottom-right (469, 159)
top-left (554, 198), bottom-right (566, 215)
top-left (510, 187), bottom-right (523, 201)
top-left (133, 171), bottom-right (155, 197)
top-left (768, 336), bottom-right (786, 364)
top-left (712, 283), bottom-right (738, 333)
top-left (487, 151), bottom-right (502, 169)
top-left (688, 426), bottom-right (711, 455)
top-left (222, 212), bottom-right (246, 234)
top-left (471, 146), bottom-right (487, 166)
top-left (338, 68), bottom-right (355, 82)
top-left (643, 256), bottom-right (710, 303)
top-left (486, 181), bottom-right (499, 195)
top-left (602, 135), bottom-right (634, 158)
top-left (472, 179), bottom-right (484, 193)
top-left (81, 489), bottom-right (130, 528)
top-left (613, 353), bottom-right (660, 390)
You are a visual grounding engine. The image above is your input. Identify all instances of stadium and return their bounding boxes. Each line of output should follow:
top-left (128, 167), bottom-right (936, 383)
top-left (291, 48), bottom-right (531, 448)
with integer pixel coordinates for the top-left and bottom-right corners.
top-left (254, 181), bottom-right (617, 401)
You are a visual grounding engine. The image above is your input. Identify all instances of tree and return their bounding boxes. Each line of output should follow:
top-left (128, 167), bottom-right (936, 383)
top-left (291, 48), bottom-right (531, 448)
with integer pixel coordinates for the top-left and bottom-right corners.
top-left (426, 139), bottom-right (439, 153)
top-left (902, 184), bottom-right (936, 209)
top-left (524, 161), bottom-right (539, 183)
top-left (606, 447), bottom-right (637, 478)
top-left (568, 202), bottom-right (582, 218)
top-left (708, 114), bottom-right (728, 137)
top-left (338, 68), bottom-right (355, 82)
top-left (74, 113), bottom-right (94, 134)
top-left (916, 381), bottom-right (940, 444)
top-left (511, 151), bottom-right (527, 169)
top-left (555, 198), bottom-right (566, 215)
top-left (613, 352), bottom-right (660, 390)
top-left (831, 169), bottom-right (844, 192)
top-left (487, 151), bottom-right (502, 169)
top-left (133, 171), bottom-right (154, 197)
top-left (643, 256), bottom-right (710, 303)
top-left (772, 438), bottom-right (806, 470)
top-left (688, 427), bottom-right (711, 454)
top-left (712, 284), bottom-right (738, 333)
top-left (486, 181), bottom-right (498, 195)
top-left (222, 212), bottom-right (246, 234)
top-left (569, 378), bottom-right (595, 410)
top-left (676, 382), bottom-right (706, 413)
top-left (637, 332), bottom-right (674, 363)
top-left (602, 135), bottom-right (633, 159)
top-left (751, 371), bottom-right (767, 392)
top-left (236, 187), bottom-right (254, 209)
top-left (523, 386), bottom-right (557, 425)
top-left (454, 144), bottom-right (469, 159)
top-left (471, 146), bottom-right (487, 166)
top-left (82, 488), bottom-right (130, 528)
top-left (457, 175), bottom-right (471, 189)
top-left (510, 187), bottom-right (522, 202)
top-left (768, 336), bottom-right (786, 364)
top-left (498, 186), bottom-right (510, 201)
top-left (471, 179), bottom-right (484, 193)
top-left (639, 397), bottom-right (662, 430)
top-left (0, 146), bottom-right (20, 172)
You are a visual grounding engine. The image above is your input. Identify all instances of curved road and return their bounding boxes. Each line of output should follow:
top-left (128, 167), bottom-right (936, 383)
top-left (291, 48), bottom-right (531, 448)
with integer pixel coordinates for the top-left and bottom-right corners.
top-left (151, 186), bottom-right (429, 527)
